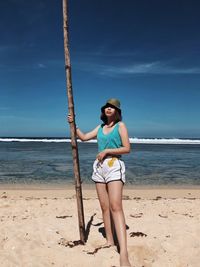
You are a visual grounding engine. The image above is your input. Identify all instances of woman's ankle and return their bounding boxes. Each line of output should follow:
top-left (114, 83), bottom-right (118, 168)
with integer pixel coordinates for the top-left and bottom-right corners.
top-left (120, 251), bottom-right (130, 265)
top-left (120, 257), bottom-right (131, 267)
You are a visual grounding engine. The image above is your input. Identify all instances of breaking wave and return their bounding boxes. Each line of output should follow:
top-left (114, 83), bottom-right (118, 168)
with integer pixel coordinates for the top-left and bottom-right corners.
top-left (0, 137), bottom-right (200, 144)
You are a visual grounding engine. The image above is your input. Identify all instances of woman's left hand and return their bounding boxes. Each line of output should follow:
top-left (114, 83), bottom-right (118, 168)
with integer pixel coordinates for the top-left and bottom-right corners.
top-left (96, 150), bottom-right (108, 162)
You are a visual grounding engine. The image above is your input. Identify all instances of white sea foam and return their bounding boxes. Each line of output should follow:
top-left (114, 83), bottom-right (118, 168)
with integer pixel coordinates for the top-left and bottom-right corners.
top-left (0, 138), bottom-right (69, 143)
top-left (0, 137), bottom-right (200, 144)
top-left (129, 138), bottom-right (200, 144)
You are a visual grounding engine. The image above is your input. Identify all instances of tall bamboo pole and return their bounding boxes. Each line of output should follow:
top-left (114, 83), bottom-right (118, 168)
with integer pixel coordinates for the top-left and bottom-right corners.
top-left (62, 0), bottom-right (85, 244)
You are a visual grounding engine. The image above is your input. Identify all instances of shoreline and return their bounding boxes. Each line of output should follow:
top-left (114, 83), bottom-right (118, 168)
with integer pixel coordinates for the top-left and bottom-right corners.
top-left (1, 183), bottom-right (200, 199)
top-left (1, 182), bottom-right (200, 189)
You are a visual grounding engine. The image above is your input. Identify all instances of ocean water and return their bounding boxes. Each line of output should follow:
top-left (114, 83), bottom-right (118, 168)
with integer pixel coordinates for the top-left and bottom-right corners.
top-left (0, 138), bottom-right (200, 186)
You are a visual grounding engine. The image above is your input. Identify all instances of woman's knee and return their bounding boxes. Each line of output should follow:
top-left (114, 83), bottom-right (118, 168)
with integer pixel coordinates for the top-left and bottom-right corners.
top-left (110, 201), bottom-right (122, 213)
top-left (100, 201), bottom-right (110, 213)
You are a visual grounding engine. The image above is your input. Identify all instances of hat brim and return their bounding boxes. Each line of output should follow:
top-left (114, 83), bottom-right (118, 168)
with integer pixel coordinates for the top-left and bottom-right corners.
top-left (101, 103), bottom-right (121, 114)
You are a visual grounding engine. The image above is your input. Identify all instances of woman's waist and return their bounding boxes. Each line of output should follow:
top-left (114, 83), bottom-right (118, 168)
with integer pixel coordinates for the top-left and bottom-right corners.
top-left (96, 154), bottom-right (122, 160)
top-left (97, 138), bottom-right (122, 151)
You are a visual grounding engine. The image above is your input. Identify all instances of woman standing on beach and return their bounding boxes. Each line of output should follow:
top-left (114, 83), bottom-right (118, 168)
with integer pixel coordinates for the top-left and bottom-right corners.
top-left (68, 98), bottom-right (131, 267)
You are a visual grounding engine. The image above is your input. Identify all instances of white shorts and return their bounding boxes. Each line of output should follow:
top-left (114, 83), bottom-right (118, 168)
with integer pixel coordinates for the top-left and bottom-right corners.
top-left (92, 157), bottom-right (125, 184)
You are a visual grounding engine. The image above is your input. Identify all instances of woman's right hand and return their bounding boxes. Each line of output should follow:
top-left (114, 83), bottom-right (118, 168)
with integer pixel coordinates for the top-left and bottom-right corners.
top-left (67, 114), bottom-right (73, 124)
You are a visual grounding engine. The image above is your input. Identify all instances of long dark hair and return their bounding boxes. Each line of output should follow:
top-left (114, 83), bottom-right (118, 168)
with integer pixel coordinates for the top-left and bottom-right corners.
top-left (100, 108), bottom-right (122, 124)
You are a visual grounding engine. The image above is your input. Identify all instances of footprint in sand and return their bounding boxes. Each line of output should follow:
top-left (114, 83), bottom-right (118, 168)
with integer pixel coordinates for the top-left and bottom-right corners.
top-left (128, 245), bottom-right (156, 267)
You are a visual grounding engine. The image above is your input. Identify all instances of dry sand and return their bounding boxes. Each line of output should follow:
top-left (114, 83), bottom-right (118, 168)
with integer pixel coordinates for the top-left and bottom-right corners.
top-left (0, 184), bottom-right (200, 267)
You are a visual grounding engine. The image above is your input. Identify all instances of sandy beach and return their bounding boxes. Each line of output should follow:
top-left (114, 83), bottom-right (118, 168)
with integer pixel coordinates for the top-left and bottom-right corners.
top-left (1, 185), bottom-right (200, 267)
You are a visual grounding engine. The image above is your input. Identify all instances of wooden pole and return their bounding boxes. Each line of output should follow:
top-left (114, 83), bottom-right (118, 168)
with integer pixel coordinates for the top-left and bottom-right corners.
top-left (62, 0), bottom-right (86, 244)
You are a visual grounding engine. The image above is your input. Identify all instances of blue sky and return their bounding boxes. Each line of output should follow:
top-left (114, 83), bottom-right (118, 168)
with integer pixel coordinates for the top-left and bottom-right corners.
top-left (0, 0), bottom-right (200, 138)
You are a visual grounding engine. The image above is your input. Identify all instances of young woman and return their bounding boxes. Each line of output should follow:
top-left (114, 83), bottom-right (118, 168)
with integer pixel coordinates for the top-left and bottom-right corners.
top-left (68, 98), bottom-right (131, 267)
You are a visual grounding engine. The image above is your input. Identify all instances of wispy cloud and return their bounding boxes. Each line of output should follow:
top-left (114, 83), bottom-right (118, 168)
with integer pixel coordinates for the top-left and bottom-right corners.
top-left (104, 62), bottom-right (200, 75)
top-left (76, 61), bottom-right (200, 76)
top-left (37, 63), bottom-right (46, 69)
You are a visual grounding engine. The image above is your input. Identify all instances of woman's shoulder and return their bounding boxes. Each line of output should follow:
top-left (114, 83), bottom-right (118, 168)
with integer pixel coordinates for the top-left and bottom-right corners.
top-left (118, 121), bottom-right (128, 132)
top-left (118, 121), bottom-right (126, 127)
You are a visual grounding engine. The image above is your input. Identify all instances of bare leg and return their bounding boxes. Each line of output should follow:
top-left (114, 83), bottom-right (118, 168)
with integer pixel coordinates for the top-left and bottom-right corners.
top-left (107, 181), bottom-right (131, 267)
top-left (95, 183), bottom-right (114, 246)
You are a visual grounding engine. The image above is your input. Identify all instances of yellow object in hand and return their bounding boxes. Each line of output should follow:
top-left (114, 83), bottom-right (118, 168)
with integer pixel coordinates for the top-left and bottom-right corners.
top-left (107, 157), bottom-right (117, 167)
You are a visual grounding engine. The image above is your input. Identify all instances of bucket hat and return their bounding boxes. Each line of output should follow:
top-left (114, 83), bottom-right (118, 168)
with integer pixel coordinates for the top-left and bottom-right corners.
top-left (101, 98), bottom-right (121, 114)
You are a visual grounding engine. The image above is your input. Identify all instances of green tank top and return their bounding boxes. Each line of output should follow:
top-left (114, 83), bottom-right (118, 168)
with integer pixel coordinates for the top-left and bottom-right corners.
top-left (97, 122), bottom-right (122, 152)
